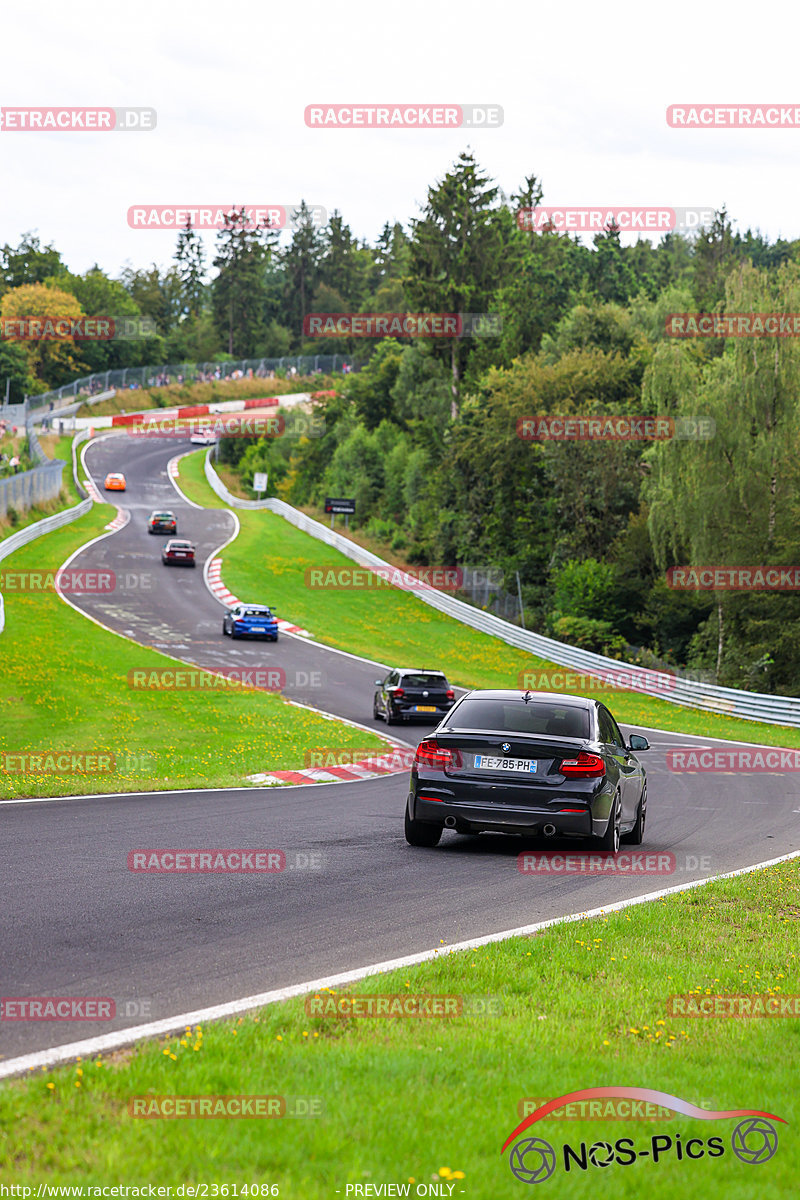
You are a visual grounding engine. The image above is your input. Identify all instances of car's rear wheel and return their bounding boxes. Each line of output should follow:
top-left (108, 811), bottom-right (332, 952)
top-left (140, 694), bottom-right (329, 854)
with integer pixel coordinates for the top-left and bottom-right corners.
top-left (404, 800), bottom-right (443, 847)
top-left (385, 708), bottom-right (397, 725)
top-left (596, 795), bottom-right (621, 852)
top-left (223, 622), bottom-right (229, 635)
top-left (622, 785), bottom-right (646, 845)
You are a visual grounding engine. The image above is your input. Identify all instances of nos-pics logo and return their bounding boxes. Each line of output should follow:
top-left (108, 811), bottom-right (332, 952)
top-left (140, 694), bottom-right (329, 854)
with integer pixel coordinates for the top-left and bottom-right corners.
top-left (501, 1088), bottom-right (783, 1184)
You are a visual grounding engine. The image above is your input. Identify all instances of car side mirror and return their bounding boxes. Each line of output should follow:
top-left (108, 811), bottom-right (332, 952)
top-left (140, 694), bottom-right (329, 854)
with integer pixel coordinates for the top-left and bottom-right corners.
top-left (375, 680), bottom-right (383, 686)
top-left (628, 734), bottom-right (650, 751)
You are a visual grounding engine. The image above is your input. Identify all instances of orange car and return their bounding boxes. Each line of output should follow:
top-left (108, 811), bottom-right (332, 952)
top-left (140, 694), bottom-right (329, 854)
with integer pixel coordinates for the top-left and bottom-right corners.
top-left (104, 472), bottom-right (126, 491)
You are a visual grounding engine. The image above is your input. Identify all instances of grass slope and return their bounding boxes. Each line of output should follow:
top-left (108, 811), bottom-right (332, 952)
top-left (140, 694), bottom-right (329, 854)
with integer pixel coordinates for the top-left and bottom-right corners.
top-left (0, 508), bottom-right (384, 798)
top-left (177, 450), bottom-right (800, 748)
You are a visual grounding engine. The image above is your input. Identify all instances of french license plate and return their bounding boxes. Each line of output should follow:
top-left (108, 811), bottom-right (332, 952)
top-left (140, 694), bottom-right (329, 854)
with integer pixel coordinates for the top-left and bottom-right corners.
top-left (474, 755), bottom-right (537, 773)
top-left (416, 705), bottom-right (437, 712)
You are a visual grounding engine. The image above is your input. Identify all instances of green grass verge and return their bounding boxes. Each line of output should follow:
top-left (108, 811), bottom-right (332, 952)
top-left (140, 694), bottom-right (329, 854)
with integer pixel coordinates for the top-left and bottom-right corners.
top-left (2, 860), bottom-right (798, 1194)
top-left (177, 450), bottom-right (800, 748)
top-left (0, 507), bottom-right (385, 798)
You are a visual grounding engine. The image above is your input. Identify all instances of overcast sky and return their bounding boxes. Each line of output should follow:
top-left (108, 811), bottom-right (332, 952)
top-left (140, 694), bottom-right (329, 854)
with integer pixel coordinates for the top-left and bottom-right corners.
top-left (2, 0), bottom-right (797, 279)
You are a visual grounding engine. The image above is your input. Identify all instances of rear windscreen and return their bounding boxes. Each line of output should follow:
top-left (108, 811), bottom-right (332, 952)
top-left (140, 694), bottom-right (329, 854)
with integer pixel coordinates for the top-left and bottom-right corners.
top-left (449, 700), bottom-right (590, 738)
top-left (402, 674), bottom-right (448, 687)
top-left (242, 608), bottom-right (271, 616)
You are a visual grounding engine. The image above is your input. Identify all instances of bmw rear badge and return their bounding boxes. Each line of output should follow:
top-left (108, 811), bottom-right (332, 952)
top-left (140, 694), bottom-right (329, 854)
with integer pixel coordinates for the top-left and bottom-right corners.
top-left (502, 742), bottom-right (511, 754)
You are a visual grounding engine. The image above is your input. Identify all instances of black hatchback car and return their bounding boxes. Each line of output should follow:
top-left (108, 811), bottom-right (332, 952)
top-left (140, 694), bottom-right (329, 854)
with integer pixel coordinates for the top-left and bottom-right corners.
top-left (374, 668), bottom-right (455, 725)
top-left (404, 690), bottom-right (649, 851)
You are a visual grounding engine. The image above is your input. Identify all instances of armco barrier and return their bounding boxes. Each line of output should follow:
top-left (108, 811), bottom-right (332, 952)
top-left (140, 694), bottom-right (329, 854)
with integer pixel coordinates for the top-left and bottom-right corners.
top-left (203, 456), bottom-right (800, 728)
top-left (0, 430), bottom-right (93, 635)
top-left (204, 449), bottom-right (273, 510)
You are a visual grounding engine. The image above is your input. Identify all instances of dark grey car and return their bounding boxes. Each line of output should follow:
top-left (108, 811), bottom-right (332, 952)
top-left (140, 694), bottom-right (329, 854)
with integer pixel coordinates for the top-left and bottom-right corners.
top-left (404, 690), bottom-right (649, 851)
top-left (374, 668), bottom-right (455, 725)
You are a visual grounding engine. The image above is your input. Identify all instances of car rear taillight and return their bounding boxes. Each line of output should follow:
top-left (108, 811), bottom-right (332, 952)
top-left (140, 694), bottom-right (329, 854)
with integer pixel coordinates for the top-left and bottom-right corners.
top-left (414, 740), bottom-right (463, 770)
top-left (392, 687), bottom-right (405, 699)
top-left (445, 689), bottom-right (455, 700)
top-left (560, 752), bottom-right (606, 779)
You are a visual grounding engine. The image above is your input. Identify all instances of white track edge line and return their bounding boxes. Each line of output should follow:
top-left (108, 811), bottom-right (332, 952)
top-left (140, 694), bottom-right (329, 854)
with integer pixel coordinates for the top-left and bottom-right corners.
top-left (2, 846), bottom-right (798, 1080)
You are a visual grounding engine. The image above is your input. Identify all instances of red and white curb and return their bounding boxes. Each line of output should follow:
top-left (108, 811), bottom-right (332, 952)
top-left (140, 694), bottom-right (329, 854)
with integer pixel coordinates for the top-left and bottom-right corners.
top-left (206, 557), bottom-right (239, 606)
top-left (105, 509), bottom-right (130, 532)
top-left (247, 746), bottom-right (415, 786)
top-left (168, 454), bottom-right (312, 636)
top-left (206, 557), bottom-right (313, 637)
top-left (83, 478), bottom-right (129, 531)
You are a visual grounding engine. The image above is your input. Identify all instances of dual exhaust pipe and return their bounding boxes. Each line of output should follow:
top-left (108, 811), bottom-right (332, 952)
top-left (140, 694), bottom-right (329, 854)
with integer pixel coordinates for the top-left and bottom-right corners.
top-left (443, 814), bottom-right (558, 836)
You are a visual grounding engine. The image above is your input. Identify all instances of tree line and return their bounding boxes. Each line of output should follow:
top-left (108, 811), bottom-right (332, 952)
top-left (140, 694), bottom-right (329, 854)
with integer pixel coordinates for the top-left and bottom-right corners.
top-left (3, 151), bottom-right (800, 693)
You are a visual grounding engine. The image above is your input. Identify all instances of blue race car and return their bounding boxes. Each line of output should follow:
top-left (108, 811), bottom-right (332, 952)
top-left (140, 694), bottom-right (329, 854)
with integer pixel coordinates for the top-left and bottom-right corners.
top-left (222, 602), bottom-right (279, 641)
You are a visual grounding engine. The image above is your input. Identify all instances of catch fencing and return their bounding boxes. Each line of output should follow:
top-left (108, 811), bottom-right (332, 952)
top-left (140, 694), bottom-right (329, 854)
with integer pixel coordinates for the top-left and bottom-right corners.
top-left (25, 355), bottom-right (364, 413)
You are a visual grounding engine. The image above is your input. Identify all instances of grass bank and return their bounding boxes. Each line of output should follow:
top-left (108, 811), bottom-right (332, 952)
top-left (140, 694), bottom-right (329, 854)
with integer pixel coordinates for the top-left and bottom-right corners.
top-left (176, 450), bottom-right (800, 748)
top-left (0, 507), bottom-right (384, 798)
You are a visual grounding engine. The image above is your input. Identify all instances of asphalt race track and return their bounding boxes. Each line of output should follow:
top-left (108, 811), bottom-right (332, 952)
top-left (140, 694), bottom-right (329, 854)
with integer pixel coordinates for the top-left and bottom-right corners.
top-left (2, 433), bottom-right (799, 1062)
